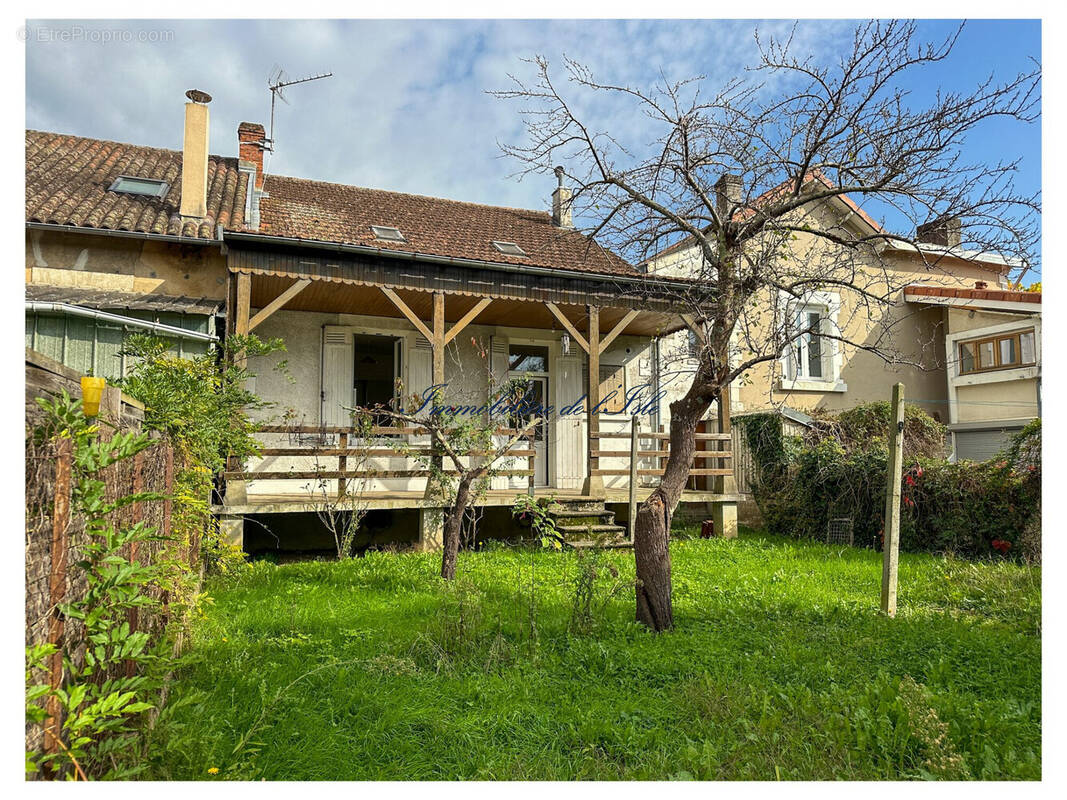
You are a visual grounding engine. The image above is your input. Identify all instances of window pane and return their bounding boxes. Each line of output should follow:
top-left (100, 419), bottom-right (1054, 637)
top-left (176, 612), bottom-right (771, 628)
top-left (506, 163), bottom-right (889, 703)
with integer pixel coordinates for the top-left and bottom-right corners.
top-left (1020, 331), bottom-right (1035, 364)
top-left (807, 333), bottom-right (823, 378)
top-left (999, 337), bottom-right (1017, 366)
top-left (959, 342), bottom-right (976, 374)
top-left (508, 345), bottom-right (548, 373)
top-left (978, 341), bottom-right (995, 369)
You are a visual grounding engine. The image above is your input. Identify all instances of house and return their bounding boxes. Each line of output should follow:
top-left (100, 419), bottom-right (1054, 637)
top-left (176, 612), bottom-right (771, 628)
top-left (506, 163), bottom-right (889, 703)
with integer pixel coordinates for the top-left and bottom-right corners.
top-left (902, 282), bottom-right (1040, 460)
top-left (643, 179), bottom-right (1041, 467)
top-left (25, 90), bottom-right (737, 553)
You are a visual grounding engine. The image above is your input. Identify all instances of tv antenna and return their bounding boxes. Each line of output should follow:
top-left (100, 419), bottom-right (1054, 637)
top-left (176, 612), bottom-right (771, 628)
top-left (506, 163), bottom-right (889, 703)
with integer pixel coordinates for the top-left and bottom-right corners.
top-left (265, 66), bottom-right (333, 153)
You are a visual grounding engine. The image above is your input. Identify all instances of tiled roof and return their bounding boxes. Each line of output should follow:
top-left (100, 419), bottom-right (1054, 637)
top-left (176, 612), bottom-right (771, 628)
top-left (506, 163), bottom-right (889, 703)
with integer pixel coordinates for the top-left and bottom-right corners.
top-left (25, 284), bottom-right (223, 315)
top-left (904, 284), bottom-right (1041, 305)
top-left (255, 175), bottom-right (637, 277)
top-left (25, 129), bottom-right (638, 278)
top-left (26, 130), bottom-right (247, 239)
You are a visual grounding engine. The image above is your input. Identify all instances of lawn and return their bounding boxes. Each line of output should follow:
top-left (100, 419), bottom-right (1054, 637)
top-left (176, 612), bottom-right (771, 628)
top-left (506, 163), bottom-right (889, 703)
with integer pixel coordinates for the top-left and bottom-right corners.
top-left (144, 529), bottom-right (1041, 780)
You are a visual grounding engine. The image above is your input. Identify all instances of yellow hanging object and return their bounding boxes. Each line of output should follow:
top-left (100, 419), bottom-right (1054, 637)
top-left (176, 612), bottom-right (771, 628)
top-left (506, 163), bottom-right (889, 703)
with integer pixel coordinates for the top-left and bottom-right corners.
top-left (80, 376), bottom-right (106, 418)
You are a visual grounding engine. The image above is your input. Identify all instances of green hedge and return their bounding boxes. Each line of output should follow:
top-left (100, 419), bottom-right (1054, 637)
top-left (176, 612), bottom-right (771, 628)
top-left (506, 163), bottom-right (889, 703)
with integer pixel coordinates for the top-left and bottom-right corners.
top-left (740, 409), bottom-right (1040, 559)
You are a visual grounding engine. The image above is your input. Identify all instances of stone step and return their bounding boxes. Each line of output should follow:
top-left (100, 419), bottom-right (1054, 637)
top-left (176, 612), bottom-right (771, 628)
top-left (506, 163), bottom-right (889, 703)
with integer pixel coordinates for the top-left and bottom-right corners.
top-left (556, 523), bottom-right (627, 536)
top-left (545, 498), bottom-right (607, 513)
top-left (567, 538), bottom-right (633, 550)
top-left (548, 509), bottom-right (617, 525)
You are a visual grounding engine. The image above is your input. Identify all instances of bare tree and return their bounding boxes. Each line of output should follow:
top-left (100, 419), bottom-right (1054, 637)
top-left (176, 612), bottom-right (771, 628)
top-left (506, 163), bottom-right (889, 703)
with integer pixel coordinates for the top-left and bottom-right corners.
top-left (376, 403), bottom-right (540, 580)
top-left (497, 20), bottom-right (1040, 629)
top-left (357, 338), bottom-right (543, 580)
top-left (302, 412), bottom-right (374, 558)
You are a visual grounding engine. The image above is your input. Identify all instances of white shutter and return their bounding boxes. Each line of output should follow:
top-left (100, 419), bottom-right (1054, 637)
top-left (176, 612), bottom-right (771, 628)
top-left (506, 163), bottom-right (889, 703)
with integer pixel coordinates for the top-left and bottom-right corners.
top-left (406, 335), bottom-right (432, 412)
top-left (489, 335), bottom-right (510, 490)
top-left (489, 335), bottom-right (509, 388)
top-left (321, 326), bottom-right (353, 426)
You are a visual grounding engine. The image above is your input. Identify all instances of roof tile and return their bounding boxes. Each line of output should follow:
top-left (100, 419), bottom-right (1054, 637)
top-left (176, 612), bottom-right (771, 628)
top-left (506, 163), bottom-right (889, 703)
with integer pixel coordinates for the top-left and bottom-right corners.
top-left (26, 130), bottom-right (246, 240)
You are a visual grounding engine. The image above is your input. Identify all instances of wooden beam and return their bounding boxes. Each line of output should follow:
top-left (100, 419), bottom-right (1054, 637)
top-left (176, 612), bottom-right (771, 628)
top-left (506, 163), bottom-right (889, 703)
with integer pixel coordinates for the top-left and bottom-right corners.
top-left (443, 297), bottom-right (492, 345)
top-left (598, 309), bottom-right (640, 355)
top-left (248, 279), bottom-right (311, 332)
top-left (234, 273), bottom-right (251, 335)
top-left (545, 302), bottom-right (590, 353)
top-left (582, 305), bottom-right (604, 497)
top-left (381, 287), bottom-right (432, 342)
top-left (432, 292), bottom-right (445, 387)
top-left (881, 382), bottom-right (905, 617)
top-left (711, 377), bottom-right (738, 538)
top-left (234, 272), bottom-right (251, 368)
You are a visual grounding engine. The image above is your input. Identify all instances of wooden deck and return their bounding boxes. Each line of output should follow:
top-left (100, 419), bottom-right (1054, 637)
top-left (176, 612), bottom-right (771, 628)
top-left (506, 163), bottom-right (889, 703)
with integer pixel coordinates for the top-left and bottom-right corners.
top-left (215, 487), bottom-right (737, 516)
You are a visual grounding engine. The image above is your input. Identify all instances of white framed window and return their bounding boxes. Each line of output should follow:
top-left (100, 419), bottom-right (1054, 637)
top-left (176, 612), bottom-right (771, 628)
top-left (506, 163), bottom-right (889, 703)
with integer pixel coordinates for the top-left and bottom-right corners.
top-left (789, 306), bottom-right (828, 380)
top-left (779, 291), bottom-right (847, 392)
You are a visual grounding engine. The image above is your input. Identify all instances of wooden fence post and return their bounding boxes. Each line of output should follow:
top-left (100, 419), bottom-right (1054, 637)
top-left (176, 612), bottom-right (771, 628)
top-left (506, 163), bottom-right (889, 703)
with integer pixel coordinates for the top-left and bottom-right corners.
top-left (44, 437), bottom-right (72, 760)
top-left (881, 382), bottom-right (905, 617)
top-left (126, 451), bottom-right (144, 677)
top-left (628, 415), bottom-right (640, 540)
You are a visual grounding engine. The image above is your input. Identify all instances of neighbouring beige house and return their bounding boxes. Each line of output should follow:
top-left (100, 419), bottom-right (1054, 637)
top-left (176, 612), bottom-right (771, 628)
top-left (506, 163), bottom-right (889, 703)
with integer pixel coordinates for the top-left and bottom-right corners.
top-left (25, 90), bottom-right (739, 554)
top-left (644, 180), bottom-right (1041, 465)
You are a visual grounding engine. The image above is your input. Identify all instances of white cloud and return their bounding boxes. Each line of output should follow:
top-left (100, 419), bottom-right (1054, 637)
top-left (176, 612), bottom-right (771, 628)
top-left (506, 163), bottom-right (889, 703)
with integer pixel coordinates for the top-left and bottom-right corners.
top-left (26, 19), bottom-right (849, 212)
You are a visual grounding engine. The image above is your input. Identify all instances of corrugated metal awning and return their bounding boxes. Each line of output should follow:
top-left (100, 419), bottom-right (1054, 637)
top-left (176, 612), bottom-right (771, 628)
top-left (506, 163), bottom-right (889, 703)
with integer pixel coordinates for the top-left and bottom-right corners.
top-left (25, 285), bottom-right (223, 316)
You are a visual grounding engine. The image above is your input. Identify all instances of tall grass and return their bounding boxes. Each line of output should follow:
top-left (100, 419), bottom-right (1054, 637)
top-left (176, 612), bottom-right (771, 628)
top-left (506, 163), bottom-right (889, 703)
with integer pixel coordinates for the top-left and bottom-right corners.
top-left (144, 529), bottom-right (1040, 780)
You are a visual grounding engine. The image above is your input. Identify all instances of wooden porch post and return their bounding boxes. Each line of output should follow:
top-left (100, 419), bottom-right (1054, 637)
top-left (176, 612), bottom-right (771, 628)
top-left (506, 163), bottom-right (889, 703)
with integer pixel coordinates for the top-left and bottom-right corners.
top-left (226, 272), bottom-right (252, 505)
top-left (419, 291), bottom-right (447, 550)
top-left (582, 305), bottom-right (605, 497)
top-left (711, 385), bottom-right (738, 538)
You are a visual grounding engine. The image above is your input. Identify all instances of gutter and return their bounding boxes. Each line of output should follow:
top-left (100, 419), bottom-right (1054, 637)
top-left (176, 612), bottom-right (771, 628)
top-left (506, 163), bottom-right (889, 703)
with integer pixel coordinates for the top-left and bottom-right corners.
top-left (26, 302), bottom-right (219, 343)
top-left (26, 221), bottom-right (221, 247)
top-left (223, 230), bottom-right (695, 291)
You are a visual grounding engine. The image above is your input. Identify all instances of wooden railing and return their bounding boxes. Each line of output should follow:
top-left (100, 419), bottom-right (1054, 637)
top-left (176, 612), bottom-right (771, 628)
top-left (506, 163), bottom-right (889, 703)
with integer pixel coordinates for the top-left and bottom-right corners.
top-left (223, 424), bottom-right (536, 496)
top-left (590, 424), bottom-right (733, 478)
top-left (223, 419), bottom-right (731, 499)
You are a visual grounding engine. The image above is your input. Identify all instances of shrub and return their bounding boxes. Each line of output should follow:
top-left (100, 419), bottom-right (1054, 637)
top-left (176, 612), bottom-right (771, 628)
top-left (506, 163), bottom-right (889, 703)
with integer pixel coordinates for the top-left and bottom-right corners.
top-left (742, 405), bottom-right (1039, 559)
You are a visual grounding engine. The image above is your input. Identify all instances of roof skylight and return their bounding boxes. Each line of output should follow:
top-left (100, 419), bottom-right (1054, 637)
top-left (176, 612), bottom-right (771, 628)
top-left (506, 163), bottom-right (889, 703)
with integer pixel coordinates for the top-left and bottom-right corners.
top-left (108, 176), bottom-right (169, 199)
top-left (371, 225), bottom-right (406, 242)
top-left (492, 241), bottom-right (527, 257)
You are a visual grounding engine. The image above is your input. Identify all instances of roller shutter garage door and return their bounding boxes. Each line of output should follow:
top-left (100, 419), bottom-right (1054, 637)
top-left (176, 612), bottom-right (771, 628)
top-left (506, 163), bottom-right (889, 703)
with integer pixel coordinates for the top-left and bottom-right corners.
top-left (954, 427), bottom-right (1023, 462)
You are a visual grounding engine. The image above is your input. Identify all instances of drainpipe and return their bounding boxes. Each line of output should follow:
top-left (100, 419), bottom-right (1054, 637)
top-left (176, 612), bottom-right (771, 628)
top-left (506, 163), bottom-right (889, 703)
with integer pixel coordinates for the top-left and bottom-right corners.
top-left (26, 302), bottom-right (219, 343)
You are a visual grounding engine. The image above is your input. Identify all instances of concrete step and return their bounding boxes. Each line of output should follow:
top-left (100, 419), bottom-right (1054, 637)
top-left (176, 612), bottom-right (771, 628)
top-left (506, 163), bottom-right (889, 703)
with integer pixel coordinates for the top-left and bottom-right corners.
top-left (557, 523), bottom-right (627, 536)
top-left (548, 509), bottom-right (617, 526)
top-left (545, 498), bottom-right (607, 513)
top-left (567, 538), bottom-right (633, 550)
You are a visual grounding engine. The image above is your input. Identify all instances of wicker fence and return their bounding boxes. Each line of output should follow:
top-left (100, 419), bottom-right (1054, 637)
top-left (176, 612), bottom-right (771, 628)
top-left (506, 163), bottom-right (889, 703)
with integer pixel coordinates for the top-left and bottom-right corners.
top-left (24, 349), bottom-right (184, 759)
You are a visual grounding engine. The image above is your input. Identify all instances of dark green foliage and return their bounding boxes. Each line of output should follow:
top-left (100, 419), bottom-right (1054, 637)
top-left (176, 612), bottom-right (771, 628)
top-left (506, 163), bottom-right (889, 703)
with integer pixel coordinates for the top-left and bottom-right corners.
top-left (142, 532), bottom-right (1040, 780)
top-left (27, 393), bottom-right (167, 780)
top-left (831, 401), bottom-right (948, 459)
top-left (119, 333), bottom-right (285, 474)
top-left (742, 405), bottom-right (1039, 558)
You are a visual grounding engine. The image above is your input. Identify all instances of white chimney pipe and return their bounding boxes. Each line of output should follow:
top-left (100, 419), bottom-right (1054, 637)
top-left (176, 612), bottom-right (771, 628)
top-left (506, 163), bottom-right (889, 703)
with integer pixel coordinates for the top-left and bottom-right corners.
top-left (180, 89), bottom-right (212, 219)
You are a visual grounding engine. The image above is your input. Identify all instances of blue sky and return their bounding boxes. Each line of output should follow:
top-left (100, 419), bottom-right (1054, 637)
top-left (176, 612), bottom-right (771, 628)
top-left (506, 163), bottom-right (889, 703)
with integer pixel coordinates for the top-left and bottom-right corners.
top-left (25, 19), bottom-right (1040, 248)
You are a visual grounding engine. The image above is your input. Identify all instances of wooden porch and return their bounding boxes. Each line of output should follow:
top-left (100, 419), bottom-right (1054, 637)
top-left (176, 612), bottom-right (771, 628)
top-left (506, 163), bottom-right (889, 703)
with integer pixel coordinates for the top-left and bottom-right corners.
top-left (219, 240), bottom-right (739, 548)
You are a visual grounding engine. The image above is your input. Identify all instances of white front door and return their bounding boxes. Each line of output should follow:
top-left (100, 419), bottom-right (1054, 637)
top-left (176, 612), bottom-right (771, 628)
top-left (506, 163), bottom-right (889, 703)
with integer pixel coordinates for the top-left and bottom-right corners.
top-left (508, 343), bottom-right (550, 488)
top-left (520, 376), bottom-right (549, 487)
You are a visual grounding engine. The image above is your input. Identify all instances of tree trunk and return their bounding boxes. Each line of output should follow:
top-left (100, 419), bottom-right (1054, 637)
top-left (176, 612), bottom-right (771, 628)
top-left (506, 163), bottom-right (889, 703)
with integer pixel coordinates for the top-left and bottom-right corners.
top-left (632, 383), bottom-right (715, 630)
top-left (440, 476), bottom-right (474, 580)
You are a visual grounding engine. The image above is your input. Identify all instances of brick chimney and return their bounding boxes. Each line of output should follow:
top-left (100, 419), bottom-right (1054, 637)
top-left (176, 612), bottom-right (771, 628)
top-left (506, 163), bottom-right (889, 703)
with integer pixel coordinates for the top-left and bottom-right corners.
top-left (238, 122), bottom-right (266, 191)
top-left (179, 89), bottom-right (212, 218)
top-left (552, 166), bottom-right (573, 228)
top-left (916, 216), bottom-right (962, 248)
top-left (715, 174), bottom-right (743, 219)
